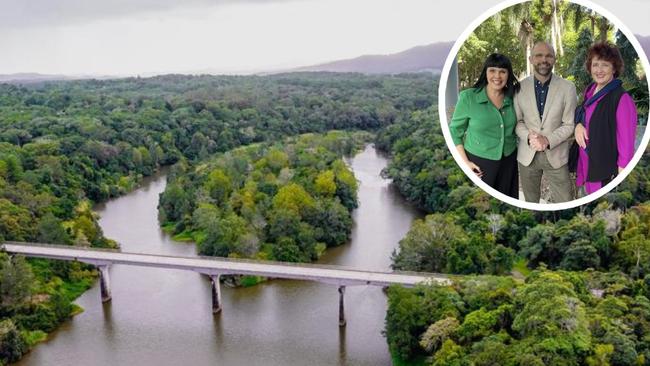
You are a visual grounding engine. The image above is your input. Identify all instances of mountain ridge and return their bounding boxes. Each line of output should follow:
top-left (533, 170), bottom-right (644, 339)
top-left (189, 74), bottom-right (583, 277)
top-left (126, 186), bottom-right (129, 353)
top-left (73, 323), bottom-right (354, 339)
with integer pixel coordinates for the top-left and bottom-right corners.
top-left (290, 42), bottom-right (453, 74)
top-left (1, 35), bottom-right (648, 82)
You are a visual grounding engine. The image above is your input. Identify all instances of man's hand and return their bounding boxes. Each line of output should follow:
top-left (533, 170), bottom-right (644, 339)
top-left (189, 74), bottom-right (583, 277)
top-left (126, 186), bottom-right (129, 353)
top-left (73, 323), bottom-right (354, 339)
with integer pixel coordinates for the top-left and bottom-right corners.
top-left (529, 132), bottom-right (548, 151)
top-left (536, 135), bottom-right (549, 151)
top-left (528, 131), bottom-right (539, 149)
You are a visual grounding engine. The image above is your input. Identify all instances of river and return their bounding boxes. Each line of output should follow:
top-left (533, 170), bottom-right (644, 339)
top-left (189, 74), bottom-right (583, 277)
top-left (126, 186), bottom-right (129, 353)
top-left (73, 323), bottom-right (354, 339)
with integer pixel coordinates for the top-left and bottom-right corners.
top-left (17, 144), bottom-right (423, 366)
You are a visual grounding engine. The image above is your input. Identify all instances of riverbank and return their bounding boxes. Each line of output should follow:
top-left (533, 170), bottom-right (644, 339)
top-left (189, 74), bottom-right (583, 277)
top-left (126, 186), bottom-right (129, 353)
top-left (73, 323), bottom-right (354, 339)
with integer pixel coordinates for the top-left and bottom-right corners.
top-left (17, 144), bottom-right (421, 366)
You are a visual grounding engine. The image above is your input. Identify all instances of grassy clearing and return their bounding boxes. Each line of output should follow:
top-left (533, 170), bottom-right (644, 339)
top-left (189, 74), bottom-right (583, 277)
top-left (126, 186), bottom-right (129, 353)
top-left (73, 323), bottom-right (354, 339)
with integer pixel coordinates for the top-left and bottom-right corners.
top-left (161, 223), bottom-right (175, 233)
top-left (60, 276), bottom-right (94, 301)
top-left (21, 330), bottom-right (48, 347)
top-left (512, 257), bottom-right (531, 278)
top-left (172, 230), bottom-right (195, 242)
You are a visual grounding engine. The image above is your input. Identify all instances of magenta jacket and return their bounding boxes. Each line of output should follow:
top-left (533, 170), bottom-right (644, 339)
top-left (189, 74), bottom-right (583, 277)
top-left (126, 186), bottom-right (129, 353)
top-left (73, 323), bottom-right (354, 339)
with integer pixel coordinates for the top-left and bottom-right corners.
top-left (576, 83), bottom-right (637, 194)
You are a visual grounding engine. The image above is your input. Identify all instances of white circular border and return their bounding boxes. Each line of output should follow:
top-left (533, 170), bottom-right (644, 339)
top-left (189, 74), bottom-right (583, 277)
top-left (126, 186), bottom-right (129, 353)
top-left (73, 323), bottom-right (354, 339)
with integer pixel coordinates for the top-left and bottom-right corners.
top-left (438, 0), bottom-right (650, 211)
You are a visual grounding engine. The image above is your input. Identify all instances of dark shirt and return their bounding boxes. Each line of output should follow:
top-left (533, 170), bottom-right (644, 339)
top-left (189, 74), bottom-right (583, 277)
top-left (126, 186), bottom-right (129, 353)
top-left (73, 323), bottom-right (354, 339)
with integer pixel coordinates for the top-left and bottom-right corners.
top-left (534, 75), bottom-right (552, 120)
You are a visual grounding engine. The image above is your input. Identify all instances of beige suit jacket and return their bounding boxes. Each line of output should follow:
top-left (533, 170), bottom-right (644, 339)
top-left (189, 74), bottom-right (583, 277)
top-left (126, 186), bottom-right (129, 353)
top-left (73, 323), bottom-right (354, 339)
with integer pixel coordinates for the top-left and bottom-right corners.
top-left (514, 75), bottom-right (577, 168)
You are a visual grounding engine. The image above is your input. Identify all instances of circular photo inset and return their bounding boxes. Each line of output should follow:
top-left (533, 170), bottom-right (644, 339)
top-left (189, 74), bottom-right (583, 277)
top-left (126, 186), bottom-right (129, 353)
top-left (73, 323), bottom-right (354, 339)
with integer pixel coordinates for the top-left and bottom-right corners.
top-left (439, 0), bottom-right (650, 211)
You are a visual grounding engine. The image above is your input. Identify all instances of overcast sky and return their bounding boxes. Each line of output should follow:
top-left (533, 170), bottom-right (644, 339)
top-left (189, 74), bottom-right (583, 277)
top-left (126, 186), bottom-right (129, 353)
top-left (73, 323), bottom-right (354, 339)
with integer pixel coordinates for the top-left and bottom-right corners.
top-left (1, 0), bottom-right (648, 76)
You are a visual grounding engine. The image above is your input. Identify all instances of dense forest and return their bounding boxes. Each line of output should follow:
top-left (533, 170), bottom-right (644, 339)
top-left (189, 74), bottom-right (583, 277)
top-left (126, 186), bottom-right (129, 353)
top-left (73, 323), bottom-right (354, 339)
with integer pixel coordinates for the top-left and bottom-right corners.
top-left (1, 6), bottom-right (649, 361)
top-left (386, 270), bottom-right (650, 366)
top-left (0, 72), bottom-right (433, 364)
top-left (381, 79), bottom-right (648, 366)
top-left (378, 2), bottom-right (650, 364)
top-left (158, 131), bottom-right (366, 264)
top-left (380, 102), bottom-right (650, 365)
top-left (0, 66), bottom-right (648, 365)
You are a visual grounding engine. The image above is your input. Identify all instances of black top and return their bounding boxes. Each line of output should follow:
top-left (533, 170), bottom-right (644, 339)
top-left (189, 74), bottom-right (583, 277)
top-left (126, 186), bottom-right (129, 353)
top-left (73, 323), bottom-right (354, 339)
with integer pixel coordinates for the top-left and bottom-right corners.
top-left (587, 85), bottom-right (626, 182)
top-left (534, 75), bottom-right (552, 120)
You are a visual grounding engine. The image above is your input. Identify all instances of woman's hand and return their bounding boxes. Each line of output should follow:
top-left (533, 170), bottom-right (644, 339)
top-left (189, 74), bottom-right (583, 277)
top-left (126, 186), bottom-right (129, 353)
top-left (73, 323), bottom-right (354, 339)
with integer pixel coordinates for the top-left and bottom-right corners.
top-left (575, 123), bottom-right (589, 149)
top-left (455, 145), bottom-right (483, 178)
top-left (465, 160), bottom-right (483, 178)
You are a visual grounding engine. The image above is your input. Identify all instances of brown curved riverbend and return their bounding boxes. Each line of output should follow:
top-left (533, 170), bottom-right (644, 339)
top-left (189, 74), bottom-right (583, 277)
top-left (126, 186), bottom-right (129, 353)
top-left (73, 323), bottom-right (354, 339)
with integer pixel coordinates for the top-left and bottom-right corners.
top-left (17, 144), bottom-right (423, 366)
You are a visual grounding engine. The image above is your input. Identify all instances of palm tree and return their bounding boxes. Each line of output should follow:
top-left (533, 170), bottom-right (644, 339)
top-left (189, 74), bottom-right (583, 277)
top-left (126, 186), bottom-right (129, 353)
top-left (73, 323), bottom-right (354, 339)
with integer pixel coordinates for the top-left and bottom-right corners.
top-left (596, 16), bottom-right (611, 42)
top-left (569, 3), bottom-right (611, 42)
top-left (551, 0), bottom-right (564, 56)
top-left (505, 1), bottom-right (566, 76)
top-left (504, 3), bottom-right (535, 76)
top-left (519, 19), bottom-right (535, 75)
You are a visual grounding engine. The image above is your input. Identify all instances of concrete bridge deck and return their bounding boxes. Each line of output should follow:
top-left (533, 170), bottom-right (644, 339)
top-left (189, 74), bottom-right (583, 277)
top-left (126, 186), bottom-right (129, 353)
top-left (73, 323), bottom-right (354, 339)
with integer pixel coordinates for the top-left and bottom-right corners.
top-left (1, 242), bottom-right (449, 325)
top-left (1, 241), bottom-right (447, 286)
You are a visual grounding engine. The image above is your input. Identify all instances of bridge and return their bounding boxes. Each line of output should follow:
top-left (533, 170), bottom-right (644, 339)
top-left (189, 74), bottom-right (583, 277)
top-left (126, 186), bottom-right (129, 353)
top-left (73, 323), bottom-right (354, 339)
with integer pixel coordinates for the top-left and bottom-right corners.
top-left (1, 242), bottom-right (449, 326)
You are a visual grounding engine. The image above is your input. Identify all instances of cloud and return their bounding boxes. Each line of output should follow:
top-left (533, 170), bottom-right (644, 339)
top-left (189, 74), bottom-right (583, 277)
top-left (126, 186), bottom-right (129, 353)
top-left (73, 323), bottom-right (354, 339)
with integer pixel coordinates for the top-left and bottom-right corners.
top-left (0, 0), bottom-right (305, 28)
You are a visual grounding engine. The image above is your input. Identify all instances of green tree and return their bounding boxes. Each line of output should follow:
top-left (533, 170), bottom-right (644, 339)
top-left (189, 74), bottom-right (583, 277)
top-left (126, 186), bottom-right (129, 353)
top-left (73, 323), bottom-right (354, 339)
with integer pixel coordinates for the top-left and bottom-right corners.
top-left (272, 236), bottom-right (304, 262)
top-left (0, 199), bottom-right (33, 241)
top-left (432, 339), bottom-right (468, 366)
top-left (198, 212), bottom-right (248, 257)
top-left (568, 27), bottom-right (594, 94)
top-left (2, 155), bottom-right (23, 183)
top-left (470, 336), bottom-right (514, 366)
top-left (586, 344), bottom-right (614, 366)
top-left (204, 169), bottom-right (233, 204)
top-left (0, 319), bottom-right (27, 364)
top-left (456, 307), bottom-right (500, 342)
top-left (512, 271), bottom-right (591, 364)
top-left (0, 254), bottom-right (34, 308)
top-left (266, 208), bottom-right (302, 243)
top-left (264, 148), bottom-right (289, 174)
top-left (305, 199), bottom-right (352, 247)
top-left (158, 183), bottom-right (190, 223)
top-left (37, 213), bottom-right (72, 245)
top-left (272, 183), bottom-right (315, 216)
top-left (392, 214), bottom-right (467, 272)
top-left (385, 284), bottom-right (462, 361)
top-left (600, 331), bottom-right (638, 366)
top-left (314, 170), bottom-right (336, 197)
top-left (332, 160), bottom-right (358, 210)
top-left (419, 317), bottom-right (459, 353)
top-left (616, 204), bottom-right (650, 277)
top-left (191, 203), bottom-right (220, 231)
top-left (561, 239), bottom-right (601, 270)
top-left (488, 244), bottom-right (515, 275)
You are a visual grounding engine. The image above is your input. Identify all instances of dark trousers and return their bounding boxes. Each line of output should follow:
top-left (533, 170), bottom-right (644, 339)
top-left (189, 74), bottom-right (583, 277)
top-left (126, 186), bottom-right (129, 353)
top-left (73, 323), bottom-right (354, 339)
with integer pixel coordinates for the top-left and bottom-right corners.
top-left (466, 150), bottom-right (519, 199)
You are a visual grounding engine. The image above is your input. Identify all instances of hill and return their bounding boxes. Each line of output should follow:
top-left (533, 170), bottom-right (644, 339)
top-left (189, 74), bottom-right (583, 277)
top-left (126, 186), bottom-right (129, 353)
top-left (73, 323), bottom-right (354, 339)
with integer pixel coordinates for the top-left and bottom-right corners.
top-left (292, 42), bottom-right (453, 74)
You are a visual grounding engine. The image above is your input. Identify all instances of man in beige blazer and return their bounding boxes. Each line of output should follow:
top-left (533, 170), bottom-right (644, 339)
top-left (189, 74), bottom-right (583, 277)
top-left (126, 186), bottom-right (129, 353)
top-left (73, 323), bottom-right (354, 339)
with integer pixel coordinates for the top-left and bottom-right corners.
top-left (514, 42), bottom-right (576, 203)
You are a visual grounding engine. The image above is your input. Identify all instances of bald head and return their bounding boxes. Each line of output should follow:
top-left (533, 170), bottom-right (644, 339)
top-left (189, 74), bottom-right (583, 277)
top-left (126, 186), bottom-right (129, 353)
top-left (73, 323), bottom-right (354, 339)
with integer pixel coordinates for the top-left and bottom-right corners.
top-left (530, 41), bottom-right (556, 81)
top-left (532, 42), bottom-right (555, 57)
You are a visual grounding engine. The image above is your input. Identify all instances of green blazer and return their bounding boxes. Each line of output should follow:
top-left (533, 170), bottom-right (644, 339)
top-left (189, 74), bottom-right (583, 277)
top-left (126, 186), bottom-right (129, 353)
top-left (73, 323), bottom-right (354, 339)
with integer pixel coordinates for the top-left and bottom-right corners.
top-left (449, 87), bottom-right (517, 161)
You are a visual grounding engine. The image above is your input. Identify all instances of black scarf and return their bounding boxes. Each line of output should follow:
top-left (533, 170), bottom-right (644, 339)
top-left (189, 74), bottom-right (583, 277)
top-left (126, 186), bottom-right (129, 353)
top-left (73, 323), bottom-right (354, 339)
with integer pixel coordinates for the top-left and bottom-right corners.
top-left (569, 79), bottom-right (624, 174)
top-left (575, 79), bottom-right (623, 139)
top-left (575, 79), bottom-right (625, 181)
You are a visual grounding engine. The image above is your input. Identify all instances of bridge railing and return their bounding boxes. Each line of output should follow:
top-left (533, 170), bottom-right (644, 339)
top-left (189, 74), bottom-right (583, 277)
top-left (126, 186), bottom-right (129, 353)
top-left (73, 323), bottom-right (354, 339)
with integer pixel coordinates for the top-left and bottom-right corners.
top-left (2, 241), bottom-right (448, 279)
top-left (2, 241), bottom-right (452, 324)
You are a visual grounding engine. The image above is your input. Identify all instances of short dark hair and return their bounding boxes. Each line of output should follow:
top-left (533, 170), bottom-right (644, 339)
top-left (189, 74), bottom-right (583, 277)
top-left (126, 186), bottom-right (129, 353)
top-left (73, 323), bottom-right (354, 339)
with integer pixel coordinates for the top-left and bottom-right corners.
top-left (473, 53), bottom-right (521, 97)
top-left (585, 42), bottom-right (624, 78)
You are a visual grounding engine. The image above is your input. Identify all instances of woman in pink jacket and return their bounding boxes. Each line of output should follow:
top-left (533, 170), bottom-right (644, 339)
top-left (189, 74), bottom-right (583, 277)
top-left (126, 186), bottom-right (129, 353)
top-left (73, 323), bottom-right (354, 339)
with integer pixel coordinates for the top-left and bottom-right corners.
top-left (574, 42), bottom-right (638, 195)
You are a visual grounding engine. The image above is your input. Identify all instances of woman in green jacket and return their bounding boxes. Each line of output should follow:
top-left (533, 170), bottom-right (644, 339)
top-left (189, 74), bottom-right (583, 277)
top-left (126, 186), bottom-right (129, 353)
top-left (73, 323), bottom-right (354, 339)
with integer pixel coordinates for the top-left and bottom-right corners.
top-left (450, 53), bottom-right (521, 198)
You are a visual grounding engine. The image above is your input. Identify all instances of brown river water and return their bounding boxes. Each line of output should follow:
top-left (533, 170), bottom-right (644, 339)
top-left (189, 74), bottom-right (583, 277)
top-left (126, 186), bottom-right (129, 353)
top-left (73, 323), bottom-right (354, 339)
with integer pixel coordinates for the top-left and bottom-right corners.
top-left (17, 144), bottom-right (422, 366)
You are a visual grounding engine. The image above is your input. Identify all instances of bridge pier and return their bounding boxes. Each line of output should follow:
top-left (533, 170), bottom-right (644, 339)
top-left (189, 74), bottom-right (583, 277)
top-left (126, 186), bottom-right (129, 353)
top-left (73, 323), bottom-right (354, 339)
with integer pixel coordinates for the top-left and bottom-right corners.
top-left (98, 265), bottom-right (112, 302)
top-left (338, 285), bottom-right (346, 327)
top-left (211, 275), bottom-right (222, 313)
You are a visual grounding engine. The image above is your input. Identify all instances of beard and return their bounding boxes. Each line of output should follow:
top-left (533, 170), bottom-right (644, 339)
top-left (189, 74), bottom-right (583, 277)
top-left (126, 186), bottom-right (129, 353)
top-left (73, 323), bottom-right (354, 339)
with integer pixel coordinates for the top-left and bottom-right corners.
top-left (534, 63), bottom-right (553, 76)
